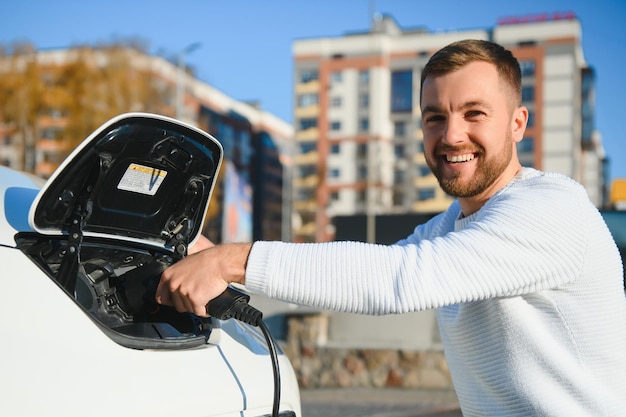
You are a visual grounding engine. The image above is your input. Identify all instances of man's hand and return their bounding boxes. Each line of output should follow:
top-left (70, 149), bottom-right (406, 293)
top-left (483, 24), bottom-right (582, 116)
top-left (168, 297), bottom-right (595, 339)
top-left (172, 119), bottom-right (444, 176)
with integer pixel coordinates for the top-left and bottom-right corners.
top-left (188, 234), bottom-right (214, 254)
top-left (155, 243), bottom-right (252, 316)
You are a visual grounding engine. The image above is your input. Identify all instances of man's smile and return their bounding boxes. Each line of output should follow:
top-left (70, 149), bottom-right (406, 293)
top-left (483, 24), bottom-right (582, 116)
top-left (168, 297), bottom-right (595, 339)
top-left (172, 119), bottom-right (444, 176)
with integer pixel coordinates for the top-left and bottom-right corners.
top-left (446, 153), bottom-right (476, 163)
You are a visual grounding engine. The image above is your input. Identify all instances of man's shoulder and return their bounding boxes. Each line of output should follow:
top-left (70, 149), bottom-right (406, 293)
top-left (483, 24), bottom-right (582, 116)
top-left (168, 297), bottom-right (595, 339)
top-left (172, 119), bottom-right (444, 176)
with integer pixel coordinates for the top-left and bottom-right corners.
top-left (511, 168), bottom-right (586, 193)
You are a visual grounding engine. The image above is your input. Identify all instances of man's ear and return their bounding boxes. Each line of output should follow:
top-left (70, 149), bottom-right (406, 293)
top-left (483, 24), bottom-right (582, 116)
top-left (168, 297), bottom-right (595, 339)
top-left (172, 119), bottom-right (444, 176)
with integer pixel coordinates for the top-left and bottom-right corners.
top-left (511, 105), bottom-right (528, 143)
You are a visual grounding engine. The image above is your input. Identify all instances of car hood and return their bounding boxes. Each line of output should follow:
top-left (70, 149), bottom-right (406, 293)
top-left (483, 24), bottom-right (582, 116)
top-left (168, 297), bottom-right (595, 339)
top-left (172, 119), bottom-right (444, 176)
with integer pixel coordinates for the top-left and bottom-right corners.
top-left (29, 113), bottom-right (223, 253)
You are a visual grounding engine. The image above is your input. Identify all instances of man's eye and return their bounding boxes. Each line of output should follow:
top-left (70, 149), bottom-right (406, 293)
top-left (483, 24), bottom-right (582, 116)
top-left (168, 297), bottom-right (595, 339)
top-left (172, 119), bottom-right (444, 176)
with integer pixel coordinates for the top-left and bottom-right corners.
top-left (465, 110), bottom-right (484, 118)
top-left (424, 115), bottom-right (444, 123)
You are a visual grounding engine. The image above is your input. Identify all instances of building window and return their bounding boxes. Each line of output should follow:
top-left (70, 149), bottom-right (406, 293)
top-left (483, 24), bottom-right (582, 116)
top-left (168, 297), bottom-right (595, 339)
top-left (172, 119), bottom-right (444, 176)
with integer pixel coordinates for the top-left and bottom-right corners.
top-left (394, 169), bottom-right (404, 183)
top-left (331, 71), bottom-right (343, 84)
top-left (394, 121), bottom-right (406, 137)
top-left (522, 86), bottom-right (535, 103)
top-left (391, 70), bottom-right (413, 113)
top-left (517, 137), bottom-right (534, 153)
top-left (359, 70), bottom-right (369, 84)
top-left (359, 118), bottom-right (369, 132)
top-left (300, 69), bottom-right (319, 83)
top-left (418, 165), bottom-right (431, 177)
top-left (297, 93), bottom-right (319, 108)
top-left (393, 190), bottom-right (404, 206)
top-left (41, 127), bottom-right (61, 140)
top-left (394, 144), bottom-right (405, 158)
top-left (297, 188), bottom-right (317, 201)
top-left (358, 166), bottom-right (368, 180)
top-left (330, 191), bottom-right (339, 201)
top-left (329, 168), bottom-right (340, 178)
top-left (359, 93), bottom-right (369, 108)
top-left (300, 142), bottom-right (317, 153)
top-left (520, 60), bottom-right (536, 77)
top-left (330, 121), bottom-right (342, 131)
top-left (299, 164), bottom-right (317, 177)
top-left (299, 118), bottom-right (317, 130)
top-left (330, 143), bottom-right (340, 154)
top-left (331, 96), bottom-right (342, 107)
top-left (527, 110), bottom-right (535, 127)
top-left (357, 143), bottom-right (368, 157)
top-left (418, 188), bottom-right (436, 200)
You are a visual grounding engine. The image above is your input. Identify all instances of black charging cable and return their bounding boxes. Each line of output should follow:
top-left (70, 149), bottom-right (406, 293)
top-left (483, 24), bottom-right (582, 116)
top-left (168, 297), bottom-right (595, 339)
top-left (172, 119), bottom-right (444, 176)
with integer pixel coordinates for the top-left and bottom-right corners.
top-left (206, 287), bottom-right (281, 417)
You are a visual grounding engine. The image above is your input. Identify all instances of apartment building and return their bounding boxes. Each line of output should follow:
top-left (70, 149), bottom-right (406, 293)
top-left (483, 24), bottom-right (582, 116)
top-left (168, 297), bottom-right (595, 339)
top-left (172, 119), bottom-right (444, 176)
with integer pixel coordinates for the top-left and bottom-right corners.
top-left (292, 12), bottom-right (606, 243)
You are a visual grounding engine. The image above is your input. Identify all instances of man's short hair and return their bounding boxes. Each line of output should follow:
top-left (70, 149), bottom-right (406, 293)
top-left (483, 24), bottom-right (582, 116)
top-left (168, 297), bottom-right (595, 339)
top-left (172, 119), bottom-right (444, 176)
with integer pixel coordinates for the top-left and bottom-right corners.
top-left (420, 39), bottom-right (522, 106)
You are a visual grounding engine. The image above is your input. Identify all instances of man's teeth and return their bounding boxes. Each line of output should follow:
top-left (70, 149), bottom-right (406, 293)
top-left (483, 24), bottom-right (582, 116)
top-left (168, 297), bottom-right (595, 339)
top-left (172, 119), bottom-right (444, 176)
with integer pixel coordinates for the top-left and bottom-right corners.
top-left (447, 154), bottom-right (474, 162)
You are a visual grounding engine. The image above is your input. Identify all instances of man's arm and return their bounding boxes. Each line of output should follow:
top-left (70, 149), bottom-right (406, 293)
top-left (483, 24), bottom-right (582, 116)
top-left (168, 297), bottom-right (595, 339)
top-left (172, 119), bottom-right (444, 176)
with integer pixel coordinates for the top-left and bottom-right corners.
top-left (155, 242), bottom-right (252, 316)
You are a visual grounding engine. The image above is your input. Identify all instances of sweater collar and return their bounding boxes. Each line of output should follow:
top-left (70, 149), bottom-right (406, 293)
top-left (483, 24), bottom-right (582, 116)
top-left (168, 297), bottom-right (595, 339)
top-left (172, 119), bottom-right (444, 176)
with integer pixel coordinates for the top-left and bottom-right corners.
top-left (453, 167), bottom-right (538, 231)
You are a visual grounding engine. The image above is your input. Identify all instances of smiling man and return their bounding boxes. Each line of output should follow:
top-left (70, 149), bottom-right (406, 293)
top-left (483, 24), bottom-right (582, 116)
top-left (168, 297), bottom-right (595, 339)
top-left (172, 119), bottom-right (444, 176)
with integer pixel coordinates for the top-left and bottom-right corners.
top-left (157, 40), bottom-right (626, 416)
top-left (420, 49), bottom-right (527, 215)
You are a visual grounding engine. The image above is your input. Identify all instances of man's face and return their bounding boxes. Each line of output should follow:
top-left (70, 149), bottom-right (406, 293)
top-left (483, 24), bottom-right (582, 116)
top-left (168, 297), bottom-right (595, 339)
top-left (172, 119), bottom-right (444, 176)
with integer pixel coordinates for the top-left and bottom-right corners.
top-left (421, 61), bottom-right (524, 200)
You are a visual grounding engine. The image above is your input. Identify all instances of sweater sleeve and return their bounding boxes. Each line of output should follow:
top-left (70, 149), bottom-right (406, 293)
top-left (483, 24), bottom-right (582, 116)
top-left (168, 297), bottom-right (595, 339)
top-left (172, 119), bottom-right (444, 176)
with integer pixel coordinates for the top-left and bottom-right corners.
top-left (244, 173), bottom-right (591, 314)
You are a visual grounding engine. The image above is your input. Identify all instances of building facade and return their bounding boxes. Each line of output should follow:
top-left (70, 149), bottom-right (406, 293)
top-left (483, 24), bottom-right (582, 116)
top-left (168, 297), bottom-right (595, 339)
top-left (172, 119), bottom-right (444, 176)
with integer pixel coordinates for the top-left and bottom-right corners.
top-left (292, 12), bottom-right (606, 243)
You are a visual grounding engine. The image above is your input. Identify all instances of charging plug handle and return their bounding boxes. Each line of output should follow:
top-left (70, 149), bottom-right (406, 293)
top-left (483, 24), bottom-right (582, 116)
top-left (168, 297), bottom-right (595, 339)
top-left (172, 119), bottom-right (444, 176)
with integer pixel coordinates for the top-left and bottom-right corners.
top-left (206, 287), bottom-right (263, 326)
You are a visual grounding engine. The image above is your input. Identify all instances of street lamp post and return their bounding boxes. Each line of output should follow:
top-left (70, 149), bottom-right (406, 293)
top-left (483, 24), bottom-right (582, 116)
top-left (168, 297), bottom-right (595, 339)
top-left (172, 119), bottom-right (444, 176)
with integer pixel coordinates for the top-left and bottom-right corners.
top-left (176, 42), bottom-right (201, 120)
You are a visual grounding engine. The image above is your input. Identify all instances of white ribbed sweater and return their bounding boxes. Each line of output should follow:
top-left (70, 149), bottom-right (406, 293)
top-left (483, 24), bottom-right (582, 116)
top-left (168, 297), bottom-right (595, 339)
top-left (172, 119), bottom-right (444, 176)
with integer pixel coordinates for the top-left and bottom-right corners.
top-left (245, 168), bottom-right (626, 416)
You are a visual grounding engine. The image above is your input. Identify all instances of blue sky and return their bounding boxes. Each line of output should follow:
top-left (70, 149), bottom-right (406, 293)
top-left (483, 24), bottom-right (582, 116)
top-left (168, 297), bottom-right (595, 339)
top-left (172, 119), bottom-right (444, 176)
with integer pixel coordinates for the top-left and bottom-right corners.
top-left (2, 0), bottom-right (625, 180)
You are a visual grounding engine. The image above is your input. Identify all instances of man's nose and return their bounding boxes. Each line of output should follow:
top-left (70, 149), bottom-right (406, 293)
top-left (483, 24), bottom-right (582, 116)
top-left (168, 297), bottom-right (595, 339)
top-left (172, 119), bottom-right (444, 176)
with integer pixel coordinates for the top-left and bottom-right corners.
top-left (442, 117), bottom-right (466, 145)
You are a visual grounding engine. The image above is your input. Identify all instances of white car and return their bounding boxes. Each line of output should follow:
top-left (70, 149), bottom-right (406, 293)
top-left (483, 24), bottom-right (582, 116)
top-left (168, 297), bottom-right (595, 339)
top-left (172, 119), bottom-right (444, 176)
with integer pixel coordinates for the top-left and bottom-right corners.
top-left (0, 113), bottom-right (301, 417)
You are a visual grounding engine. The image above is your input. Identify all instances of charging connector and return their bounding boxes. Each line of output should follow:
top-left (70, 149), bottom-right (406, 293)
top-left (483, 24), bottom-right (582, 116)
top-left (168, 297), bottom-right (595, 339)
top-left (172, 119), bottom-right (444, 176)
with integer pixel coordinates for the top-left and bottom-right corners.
top-left (207, 287), bottom-right (281, 417)
top-left (205, 287), bottom-right (262, 325)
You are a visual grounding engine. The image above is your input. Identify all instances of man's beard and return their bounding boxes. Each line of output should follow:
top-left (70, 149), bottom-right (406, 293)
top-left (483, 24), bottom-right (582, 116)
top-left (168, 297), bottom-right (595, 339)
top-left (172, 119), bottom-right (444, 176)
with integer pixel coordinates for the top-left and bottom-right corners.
top-left (427, 135), bottom-right (513, 198)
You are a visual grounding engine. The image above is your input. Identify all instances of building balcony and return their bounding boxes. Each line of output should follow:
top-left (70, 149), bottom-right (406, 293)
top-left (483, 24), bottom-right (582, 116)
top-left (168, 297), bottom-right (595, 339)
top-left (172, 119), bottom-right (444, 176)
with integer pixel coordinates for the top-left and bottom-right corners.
top-left (412, 153), bottom-right (427, 164)
top-left (294, 151), bottom-right (319, 164)
top-left (412, 199), bottom-right (448, 213)
top-left (293, 174), bottom-right (319, 188)
top-left (35, 161), bottom-right (59, 178)
top-left (295, 80), bottom-right (321, 94)
top-left (295, 105), bottom-right (320, 119)
top-left (38, 115), bottom-right (68, 128)
top-left (296, 128), bottom-right (320, 142)
top-left (413, 175), bottom-right (439, 188)
top-left (294, 200), bottom-right (318, 212)
top-left (36, 139), bottom-right (73, 152)
top-left (294, 221), bottom-right (317, 236)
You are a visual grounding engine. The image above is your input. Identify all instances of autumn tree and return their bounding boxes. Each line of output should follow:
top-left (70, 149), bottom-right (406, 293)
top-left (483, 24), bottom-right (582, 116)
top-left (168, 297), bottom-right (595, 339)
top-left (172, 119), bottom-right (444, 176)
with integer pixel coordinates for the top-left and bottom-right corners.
top-left (0, 41), bottom-right (170, 174)
top-left (0, 42), bottom-right (46, 171)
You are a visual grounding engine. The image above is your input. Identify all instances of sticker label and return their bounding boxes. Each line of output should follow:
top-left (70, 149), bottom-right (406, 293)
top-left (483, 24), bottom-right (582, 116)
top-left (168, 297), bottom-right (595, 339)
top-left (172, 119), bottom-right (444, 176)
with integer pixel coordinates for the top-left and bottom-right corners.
top-left (117, 163), bottom-right (167, 196)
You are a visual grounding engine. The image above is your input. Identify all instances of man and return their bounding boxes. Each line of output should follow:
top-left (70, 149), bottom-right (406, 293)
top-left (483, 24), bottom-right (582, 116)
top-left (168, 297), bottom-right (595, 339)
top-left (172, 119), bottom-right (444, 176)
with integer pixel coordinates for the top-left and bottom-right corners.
top-left (156, 40), bottom-right (626, 416)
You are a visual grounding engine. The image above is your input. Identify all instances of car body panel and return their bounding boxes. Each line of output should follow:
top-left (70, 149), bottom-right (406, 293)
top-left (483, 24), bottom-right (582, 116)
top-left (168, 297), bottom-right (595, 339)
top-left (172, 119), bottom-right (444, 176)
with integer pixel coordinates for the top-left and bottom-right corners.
top-left (1, 245), bottom-right (249, 416)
